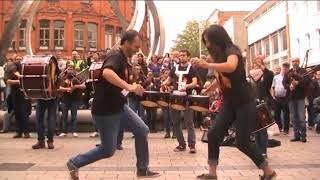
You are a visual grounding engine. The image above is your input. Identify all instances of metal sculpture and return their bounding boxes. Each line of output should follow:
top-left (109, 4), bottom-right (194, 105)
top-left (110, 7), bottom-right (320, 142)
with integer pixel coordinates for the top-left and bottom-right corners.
top-left (0, 0), bottom-right (165, 65)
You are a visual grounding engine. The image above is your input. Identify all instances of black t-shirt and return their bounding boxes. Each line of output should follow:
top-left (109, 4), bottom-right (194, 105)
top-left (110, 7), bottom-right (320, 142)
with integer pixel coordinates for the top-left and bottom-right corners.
top-left (91, 49), bottom-right (130, 115)
top-left (170, 64), bottom-right (197, 95)
top-left (216, 46), bottom-right (253, 107)
top-left (61, 77), bottom-right (82, 103)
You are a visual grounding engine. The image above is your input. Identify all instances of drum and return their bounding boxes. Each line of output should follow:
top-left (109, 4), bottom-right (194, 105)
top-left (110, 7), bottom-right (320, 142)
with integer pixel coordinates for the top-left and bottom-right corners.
top-left (20, 55), bottom-right (58, 99)
top-left (170, 91), bottom-right (187, 111)
top-left (157, 92), bottom-right (170, 107)
top-left (252, 103), bottom-right (275, 134)
top-left (188, 95), bottom-right (209, 112)
top-left (140, 91), bottom-right (159, 108)
top-left (88, 61), bottom-right (103, 82)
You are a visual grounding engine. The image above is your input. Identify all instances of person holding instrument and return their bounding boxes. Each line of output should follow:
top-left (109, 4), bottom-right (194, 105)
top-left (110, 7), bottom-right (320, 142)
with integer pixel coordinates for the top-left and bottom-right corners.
top-left (192, 25), bottom-right (276, 180)
top-left (66, 30), bottom-right (160, 180)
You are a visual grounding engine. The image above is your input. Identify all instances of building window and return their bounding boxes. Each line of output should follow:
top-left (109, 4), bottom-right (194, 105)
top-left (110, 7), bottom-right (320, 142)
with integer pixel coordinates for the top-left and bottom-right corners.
top-left (280, 29), bottom-right (287, 51)
top-left (54, 20), bottom-right (64, 49)
top-left (116, 27), bottom-right (122, 43)
top-left (105, 25), bottom-right (113, 49)
top-left (82, 0), bottom-right (90, 3)
top-left (256, 41), bottom-right (262, 55)
top-left (318, 1), bottom-right (320, 11)
top-left (88, 23), bottom-right (97, 50)
top-left (5, 21), bottom-right (16, 50)
top-left (19, 20), bottom-right (26, 49)
top-left (306, 33), bottom-right (310, 50)
top-left (249, 45), bottom-right (255, 64)
top-left (272, 34), bottom-right (278, 54)
top-left (74, 21), bottom-right (84, 49)
top-left (263, 37), bottom-right (270, 57)
top-left (39, 20), bottom-right (50, 50)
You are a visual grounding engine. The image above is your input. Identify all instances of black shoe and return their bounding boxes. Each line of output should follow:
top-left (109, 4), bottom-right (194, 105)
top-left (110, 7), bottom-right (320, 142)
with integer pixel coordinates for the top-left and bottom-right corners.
top-left (172, 134), bottom-right (176, 139)
top-left (117, 144), bottom-right (123, 150)
top-left (300, 137), bottom-right (307, 143)
top-left (67, 160), bottom-right (79, 180)
top-left (290, 137), bottom-right (300, 142)
top-left (13, 133), bottom-right (23, 138)
top-left (164, 133), bottom-right (170, 138)
top-left (283, 130), bottom-right (289, 135)
top-left (32, 141), bottom-right (45, 149)
top-left (259, 171), bottom-right (277, 180)
top-left (197, 173), bottom-right (217, 179)
top-left (173, 145), bottom-right (186, 152)
top-left (23, 133), bottom-right (31, 138)
top-left (137, 169), bottom-right (160, 178)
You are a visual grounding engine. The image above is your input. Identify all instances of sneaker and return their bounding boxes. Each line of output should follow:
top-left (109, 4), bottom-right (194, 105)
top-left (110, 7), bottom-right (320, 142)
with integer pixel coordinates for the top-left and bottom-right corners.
top-left (259, 171), bottom-right (277, 180)
top-left (117, 144), bottom-right (123, 150)
top-left (173, 145), bottom-right (186, 152)
top-left (189, 146), bottom-right (197, 154)
top-left (13, 133), bottom-right (23, 138)
top-left (290, 137), bottom-right (300, 142)
top-left (72, 133), bottom-right (79, 138)
top-left (59, 133), bottom-right (67, 137)
top-left (197, 173), bottom-right (217, 179)
top-left (67, 160), bottom-right (79, 180)
top-left (164, 133), bottom-right (170, 138)
top-left (23, 133), bottom-right (31, 138)
top-left (136, 169), bottom-right (160, 178)
top-left (300, 137), bottom-right (307, 143)
top-left (32, 141), bottom-right (45, 149)
top-left (89, 132), bottom-right (99, 138)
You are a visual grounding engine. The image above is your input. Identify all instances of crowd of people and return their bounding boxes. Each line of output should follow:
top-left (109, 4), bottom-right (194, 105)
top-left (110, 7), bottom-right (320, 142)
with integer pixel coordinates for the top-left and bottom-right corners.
top-left (0, 26), bottom-right (319, 179)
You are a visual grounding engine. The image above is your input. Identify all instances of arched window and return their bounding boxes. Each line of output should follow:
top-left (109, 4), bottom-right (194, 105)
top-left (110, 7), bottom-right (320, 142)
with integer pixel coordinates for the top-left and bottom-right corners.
top-left (88, 23), bottom-right (97, 50)
top-left (54, 20), bottom-right (64, 49)
top-left (39, 19), bottom-right (50, 49)
top-left (105, 25), bottom-right (113, 49)
top-left (74, 21), bottom-right (84, 49)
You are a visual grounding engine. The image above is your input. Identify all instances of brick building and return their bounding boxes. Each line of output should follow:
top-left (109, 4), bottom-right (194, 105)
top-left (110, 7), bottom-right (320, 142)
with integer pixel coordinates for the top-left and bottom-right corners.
top-left (0, 0), bottom-right (150, 58)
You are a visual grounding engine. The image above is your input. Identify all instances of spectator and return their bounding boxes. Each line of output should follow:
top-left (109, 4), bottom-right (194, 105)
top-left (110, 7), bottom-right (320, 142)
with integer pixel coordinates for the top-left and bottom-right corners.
top-left (306, 70), bottom-right (320, 130)
top-left (137, 53), bottom-right (148, 76)
top-left (148, 55), bottom-right (162, 78)
top-left (56, 51), bottom-right (66, 72)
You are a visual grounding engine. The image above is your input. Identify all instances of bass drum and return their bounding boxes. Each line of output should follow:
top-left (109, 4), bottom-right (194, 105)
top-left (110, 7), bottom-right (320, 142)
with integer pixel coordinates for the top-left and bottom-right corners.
top-left (20, 55), bottom-right (59, 99)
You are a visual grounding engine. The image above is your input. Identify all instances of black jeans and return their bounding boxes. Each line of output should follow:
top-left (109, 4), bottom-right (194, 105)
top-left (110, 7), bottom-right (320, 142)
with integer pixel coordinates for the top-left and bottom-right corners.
top-left (12, 93), bottom-right (30, 134)
top-left (307, 103), bottom-right (315, 127)
top-left (274, 97), bottom-right (290, 131)
top-left (145, 107), bottom-right (157, 131)
top-left (36, 99), bottom-right (58, 142)
top-left (207, 101), bottom-right (267, 168)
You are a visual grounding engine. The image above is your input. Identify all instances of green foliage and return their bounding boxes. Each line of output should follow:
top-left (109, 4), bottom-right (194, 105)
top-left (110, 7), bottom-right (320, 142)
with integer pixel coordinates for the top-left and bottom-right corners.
top-left (172, 20), bottom-right (209, 57)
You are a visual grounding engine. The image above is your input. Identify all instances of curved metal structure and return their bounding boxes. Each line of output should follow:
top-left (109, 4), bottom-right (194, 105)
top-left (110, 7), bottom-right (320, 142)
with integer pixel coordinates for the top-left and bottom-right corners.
top-left (0, 0), bottom-right (165, 65)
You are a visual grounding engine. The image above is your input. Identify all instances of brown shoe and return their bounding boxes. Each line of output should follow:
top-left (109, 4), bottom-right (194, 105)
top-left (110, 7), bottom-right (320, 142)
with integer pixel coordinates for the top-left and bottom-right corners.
top-left (47, 141), bottom-right (54, 149)
top-left (23, 133), bottom-right (31, 138)
top-left (32, 141), bottom-right (45, 149)
top-left (13, 133), bottom-right (23, 138)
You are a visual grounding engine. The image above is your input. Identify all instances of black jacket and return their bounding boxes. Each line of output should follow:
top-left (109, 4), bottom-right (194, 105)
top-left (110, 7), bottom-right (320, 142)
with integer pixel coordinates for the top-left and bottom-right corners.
top-left (283, 68), bottom-right (310, 100)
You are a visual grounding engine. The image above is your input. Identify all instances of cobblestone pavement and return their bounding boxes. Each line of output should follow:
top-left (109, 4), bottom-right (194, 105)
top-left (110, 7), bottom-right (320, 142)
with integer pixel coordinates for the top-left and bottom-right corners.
top-left (0, 129), bottom-right (319, 180)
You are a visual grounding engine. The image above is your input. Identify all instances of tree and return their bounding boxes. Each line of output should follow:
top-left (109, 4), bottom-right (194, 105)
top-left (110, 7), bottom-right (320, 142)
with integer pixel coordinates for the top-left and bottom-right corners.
top-left (171, 20), bottom-right (209, 57)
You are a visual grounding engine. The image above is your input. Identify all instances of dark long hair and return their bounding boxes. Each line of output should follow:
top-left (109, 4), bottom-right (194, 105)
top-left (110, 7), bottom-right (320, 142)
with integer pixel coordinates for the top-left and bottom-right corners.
top-left (202, 25), bottom-right (236, 62)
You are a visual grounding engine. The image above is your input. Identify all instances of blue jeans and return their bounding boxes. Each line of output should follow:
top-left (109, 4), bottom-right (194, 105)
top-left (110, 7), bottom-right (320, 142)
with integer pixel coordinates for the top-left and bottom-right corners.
top-left (36, 99), bottom-right (58, 142)
top-left (315, 114), bottom-right (320, 133)
top-left (171, 105), bottom-right (196, 147)
top-left (61, 100), bottom-right (80, 133)
top-left (289, 99), bottom-right (306, 138)
top-left (70, 104), bottom-right (150, 170)
top-left (255, 129), bottom-right (268, 154)
top-left (162, 106), bottom-right (175, 135)
top-left (128, 96), bottom-right (144, 119)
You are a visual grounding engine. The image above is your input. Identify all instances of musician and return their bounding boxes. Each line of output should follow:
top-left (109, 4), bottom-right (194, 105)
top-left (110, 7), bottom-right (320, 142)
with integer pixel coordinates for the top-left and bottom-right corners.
top-left (142, 70), bottom-right (160, 133)
top-left (67, 30), bottom-right (160, 179)
top-left (248, 55), bottom-right (274, 158)
top-left (59, 65), bottom-right (86, 138)
top-left (271, 62), bottom-right (290, 134)
top-left (5, 55), bottom-right (31, 139)
top-left (283, 58), bottom-right (310, 143)
top-left (160, 68), bottom-right (176, 138)
top-left (169, 49), bottom-right (198, 154)
top-left (32, 57), bottom-right (60, 150)
top-left (193, 25), bottom-right (275, 180)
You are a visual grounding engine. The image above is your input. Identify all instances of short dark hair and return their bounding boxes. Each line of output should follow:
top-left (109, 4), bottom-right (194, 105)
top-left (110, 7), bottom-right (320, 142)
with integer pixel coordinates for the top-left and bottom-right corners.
top-left (180, 49), bottom-right (190, 57)
top-left (120, 30), bottom-right (140, 45)
top-left (282, 62), bottom-right (290, 68)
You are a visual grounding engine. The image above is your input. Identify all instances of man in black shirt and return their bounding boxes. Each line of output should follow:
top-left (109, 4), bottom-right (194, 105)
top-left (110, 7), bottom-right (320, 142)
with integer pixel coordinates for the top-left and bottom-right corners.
top-left (169, 50), bottom-right (198, 154)
top-left (67, 30), bottom-right (160, 180)
top-left (283, 58), bottom-right (310, 142)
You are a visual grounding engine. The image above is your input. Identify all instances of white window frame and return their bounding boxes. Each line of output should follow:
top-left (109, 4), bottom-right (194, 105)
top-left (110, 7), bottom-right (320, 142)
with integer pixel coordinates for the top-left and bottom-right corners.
top-left (54, 20), bottom-right (64, 50)
top-left (39, 20), bottom-right (50, 50)
top-left (74, 22), bottom-right (84, 49)
top-left (105, 25), bottom-right (113, 49)
top-left (19, 20), bottom-right (26, 50)
top-left (88, 23), bottom-right (97, 51)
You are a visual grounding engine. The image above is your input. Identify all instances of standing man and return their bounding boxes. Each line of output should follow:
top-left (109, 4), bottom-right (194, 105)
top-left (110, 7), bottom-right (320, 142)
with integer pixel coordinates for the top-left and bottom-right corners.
top-left (271, 62), bottom-right (290, 134)
top-left (67, 30), bottom-right (160, 180)
top-left (169, 50), bottom-right (198, 153)
top-left (56, 51), bottom-right (66, 72)
top-left (283, 58), bottom-right (310, 142)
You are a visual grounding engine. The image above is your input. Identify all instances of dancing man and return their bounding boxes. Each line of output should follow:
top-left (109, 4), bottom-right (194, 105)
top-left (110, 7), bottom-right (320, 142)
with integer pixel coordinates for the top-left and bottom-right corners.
top-left (66, 30), bottom-right (160, 180)
top-left (193, 25), bottom-right (276, 180)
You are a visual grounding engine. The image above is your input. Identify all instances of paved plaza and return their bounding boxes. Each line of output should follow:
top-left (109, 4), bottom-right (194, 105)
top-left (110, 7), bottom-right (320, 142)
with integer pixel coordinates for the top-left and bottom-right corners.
top-left (0, 130), bottom-right (320, 180)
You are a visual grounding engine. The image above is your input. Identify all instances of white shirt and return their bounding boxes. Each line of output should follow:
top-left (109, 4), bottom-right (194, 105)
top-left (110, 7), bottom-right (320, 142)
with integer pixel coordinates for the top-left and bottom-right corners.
top-left (272, 73), bottom-right (287, 97)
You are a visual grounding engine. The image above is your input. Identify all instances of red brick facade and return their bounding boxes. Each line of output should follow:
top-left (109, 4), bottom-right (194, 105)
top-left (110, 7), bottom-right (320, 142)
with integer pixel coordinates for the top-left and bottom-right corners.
top-left (0, 0), bottom-right (150, 58)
